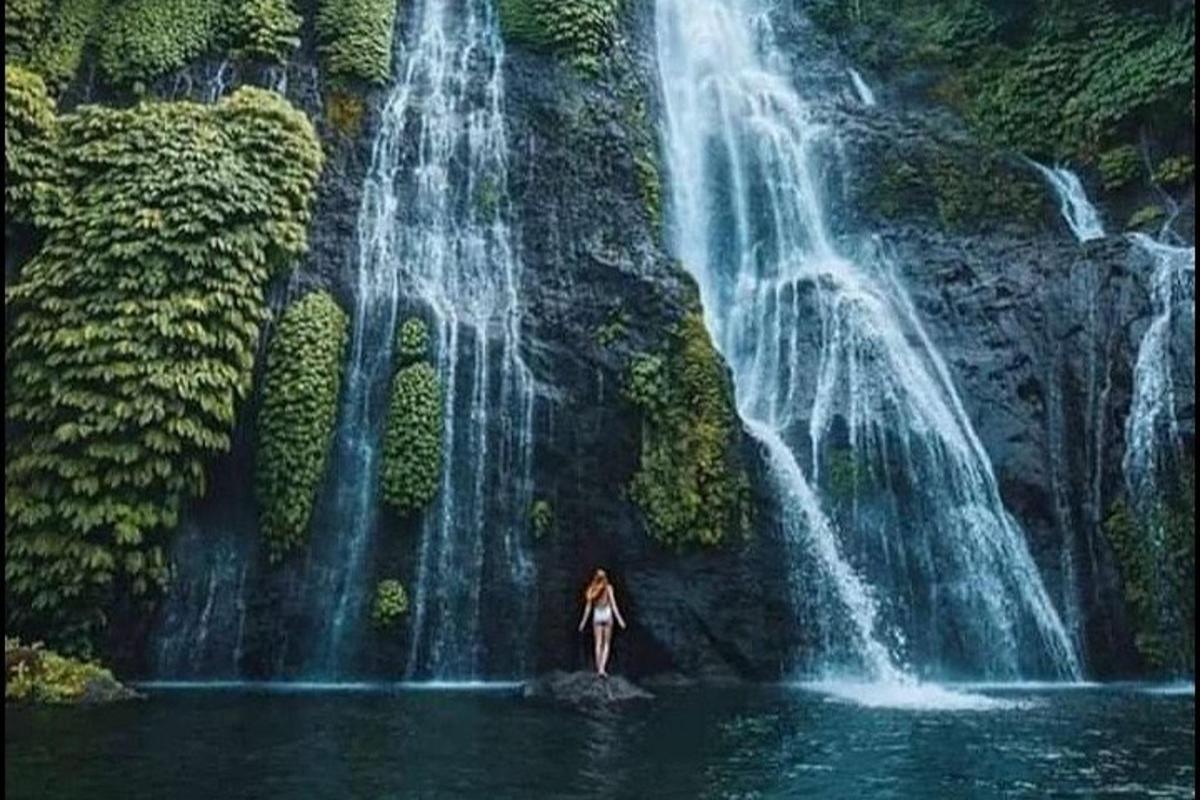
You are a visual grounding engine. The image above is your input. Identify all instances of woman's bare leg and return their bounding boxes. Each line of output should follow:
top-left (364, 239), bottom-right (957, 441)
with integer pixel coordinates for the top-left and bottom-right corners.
top-left (599, 625), bottom-right (613, 676)
top-left (592, 625), bottom-right (603, 674)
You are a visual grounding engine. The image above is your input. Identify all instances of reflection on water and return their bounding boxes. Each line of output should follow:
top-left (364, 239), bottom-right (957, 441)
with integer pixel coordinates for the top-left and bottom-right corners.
top-left (5, 686), bottom-right (1194, 799)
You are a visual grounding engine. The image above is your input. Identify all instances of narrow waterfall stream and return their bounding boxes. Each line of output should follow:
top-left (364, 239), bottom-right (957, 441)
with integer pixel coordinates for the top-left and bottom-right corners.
top-left (655, 0), bottom-right (1081, 680)
top-left (1028, 161), bottom-right (1106, 242)
top-left (372, 0), bottom-right (537, 680)
top-left (1124, 234), bottom-right (1195, 502)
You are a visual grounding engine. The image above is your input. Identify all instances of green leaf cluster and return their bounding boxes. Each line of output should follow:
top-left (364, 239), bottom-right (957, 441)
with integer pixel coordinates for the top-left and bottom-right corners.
top-left (499, 0), bottom-right (623, 75)
top-left (255, 291), bottom-right (349, 562)
top-left (5, 88), bottom-right (323, 652)
top-left (381, 318), bottom-right (443, 517)
top-left (5, 65), bottom-right (63, 233)
top-left (98, 0), bottom-right (227, 86)
top-left (228, 0), bottom-right (303, 63)
top-left (626, 312), bottom-right (750, 548)
top-left (531, 499), bottom-right (554, 539)
top-left (1097, 144), bottom-right (1142, 191)
top-left (5, 637), bottom-right (125, 703)
top-left (315, 0), bottom-right (399, 84)
top-left (4, 0), bottom-right (105, 93)
top-left (1151, 155), bottom-right (1193, 188)
top-left (1103, 463), bottom-right (1194, 673)
top-left (371, 579), bottom-right (409, 627)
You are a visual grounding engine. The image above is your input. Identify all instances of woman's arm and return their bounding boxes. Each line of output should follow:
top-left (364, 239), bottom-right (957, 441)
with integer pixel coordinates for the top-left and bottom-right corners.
top-left (578, 601), bottom-right (592, 632)
top-left (609, 586), bottom-right (627, 629)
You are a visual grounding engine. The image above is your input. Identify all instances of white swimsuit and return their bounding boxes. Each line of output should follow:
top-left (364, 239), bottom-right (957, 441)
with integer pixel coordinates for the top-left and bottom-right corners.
top-left (592, 603), bottom-right (613, 626)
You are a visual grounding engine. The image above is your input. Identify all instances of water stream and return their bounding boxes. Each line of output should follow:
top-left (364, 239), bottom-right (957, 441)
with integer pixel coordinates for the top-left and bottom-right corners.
top-left (655, 0), bottom-right (1080, 681)
top-left (1028, 161), bottom-right (1106, 242)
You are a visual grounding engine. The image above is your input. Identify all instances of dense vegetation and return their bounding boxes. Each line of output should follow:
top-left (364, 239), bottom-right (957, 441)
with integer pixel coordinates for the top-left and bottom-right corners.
top-left (371, 579), bottom-right (409, 627)
top-left (1104, 463), bottom-right (1195, 674)
top-left (4, 65), bottom-right (62, 236)
top-left (5, 637), bottom-right (134, 703)
top-left (814, 0), bottom-right (1194, 225)
top-left (4, 0), bottom-right (104, 93)
top-left (5, 88), bottom-right (323, 654)
top-left (255, 291), bottom-right (349, 562)
top-left (315, 0), bottom-right (399, 84)
top-left (626, 311), bottom-right (751, 548)
top-left (499, 0), bottom-right (623, 75)
top-left (380, 318), bottom-right (444, 516)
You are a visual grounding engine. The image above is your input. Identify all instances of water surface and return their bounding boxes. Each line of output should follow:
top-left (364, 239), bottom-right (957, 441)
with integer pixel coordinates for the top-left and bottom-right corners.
top-left (5, 684), bottom-right (1193, 799)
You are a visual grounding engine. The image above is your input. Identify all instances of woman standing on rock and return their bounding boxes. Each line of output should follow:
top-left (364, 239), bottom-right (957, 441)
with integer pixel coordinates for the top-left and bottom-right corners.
top-left (578, 569), bottom-right (626, 677)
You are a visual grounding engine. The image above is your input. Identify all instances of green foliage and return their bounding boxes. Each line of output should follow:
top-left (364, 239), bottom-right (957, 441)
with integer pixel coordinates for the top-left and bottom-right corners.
top-left (815, 1), bottom-right (1195, 180)
top-left (5, 637), bottom-right (125, 703)
top-left (634, 149), bottom-right (662, 234)
top-left (826, 448), bottom-right (861, 501)
top-left (255, 291), bottom-right (349, 562)
top-left (315, 0), bottom-right (399, 84)
top-left (499, 0), bottom-right (623, 75)
top-left (371, 579), bottom-right (409, 627)
top-left (325, 90), bottom-right (367, 138)
top-left (5, 0), bottom-right (105, 93)
top-left (229, 0), bottom-right (303, 63)
top-left (594, 310), bottom-right (629, 347)
top-left (1126, 204), bottom-right (1165, 232)
top-left (871, 150), bottom-right (1042, 231)
top-left (396, 316), bottom-right (430, 366)
top-left (1097, 145), bottom-right (1142, 191)
top-left (5, 88), bottom-right (323, 651)
top-left (98, 0), bottom-right (226, 86)
top-left (1103, 463), bottom-right (1194, 673)
top-left (381, 362), bottom-right (443, 515)
top-left (531, 499), bottom-right (554, 539)
top-left (626, 312), bottom-right (750, 548)
top-left (1152, 155), bottom-right (1193, 187)
top-left (5, 65), bottom-right (63, 233)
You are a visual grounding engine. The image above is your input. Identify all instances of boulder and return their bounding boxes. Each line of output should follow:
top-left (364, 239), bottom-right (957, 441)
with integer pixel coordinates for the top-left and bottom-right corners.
top-left (522, 670), bottom-right (654, 709)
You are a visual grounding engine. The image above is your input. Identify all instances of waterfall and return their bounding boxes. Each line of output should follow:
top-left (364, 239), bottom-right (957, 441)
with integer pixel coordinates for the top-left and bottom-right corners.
top-left (655, 0), bottom-right (1080, 680)
top-left (847, 68), bottom-right (876, 107)
top-left (1123, 234), bottom-right (1195, 503)
top-left (1028, 161), bottom-right (1106, 243)
top-left (357, 0), bottom-right (535, 681)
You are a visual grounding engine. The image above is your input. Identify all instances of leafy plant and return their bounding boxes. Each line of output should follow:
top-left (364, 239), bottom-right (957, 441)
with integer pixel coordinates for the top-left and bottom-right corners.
top-left (228, 0), bottom-right (303, 63)
top-left (531, 499), bottom-right (554, 539)
top-left (371, 579), bottom-right (409, 627)
top-left (5, 65), bottom-right (63, 233)
top-left (1152, 155), bottom-right (1194, 187)
top-left (380, 362), bottom-right (443, 515)
top-left (98, 0), bottom-right (226, 86)
top-left (255, 291), bottom-right (349, 562)
top-left (498, 0), bottom-right (623, 75)
top-left (626, 312), bottom-right (750, 548)
top-left (1098, 145), bottom-right (1142, 191)
top-left (5, 88), bottom-right (323, 652)
top-left (6, 0), bottom-right (105, 93)
top-left (5, 637), bottom-right (128, 703)
top-left (396, 316), bottom-right (430, 366)
top-left (1126, 204), bottom-right (1165, 231)
top-left (315, 0), bottom-right (399, 84)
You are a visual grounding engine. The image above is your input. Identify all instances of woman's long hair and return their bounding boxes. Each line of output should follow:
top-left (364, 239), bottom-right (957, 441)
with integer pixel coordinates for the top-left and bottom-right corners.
top-left (584, 569), bottom-right (608, 603)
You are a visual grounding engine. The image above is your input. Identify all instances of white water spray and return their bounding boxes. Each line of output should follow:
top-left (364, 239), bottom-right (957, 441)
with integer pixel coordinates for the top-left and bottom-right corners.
top-left (847, 68), bottom-right (876, 107)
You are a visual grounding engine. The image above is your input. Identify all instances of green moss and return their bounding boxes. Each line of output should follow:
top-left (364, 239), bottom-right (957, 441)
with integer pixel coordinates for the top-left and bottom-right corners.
top-left (5, 88), bottom-right (323, 652)
top-left (626, 312), bottom-right (750, 548)
top-left (1152, 155), bottom-right (1194, 187)
top-left (5, 637), bottom-right (127, 703)
top-left (531, 499), bottom-right (554, 539)
top-left (396, 316), bottom-right (430, 366)
top-left (825, 448), bottom-right (861, 501)
top-left (1098, 144), bottom-right (1142, 191)
top-left (1126, 204), bottom-right (1166, 232)
top-left (594, 309), bottom-right (629, 347)
top-left (499, 0), bottom-right (623, 75)
top-left (381, 362), bottom-right (443, 515)
top-left (1103, 463), bottom-right (1194, 673)
top-left (315, 0), bottom-right (399, 84)
top-left (98, 0), bottom-right (226, 86)
top-left (5, 65), bottom-right (63, 234)
top-left (255, 291), bottom-right (349, 562)
top-left (371, 579), bottom-right (408, 627)
top-left (324, 89), bottom-right (366, 138)
top-left (229, 0), bottom-right (303, 63)
top-left (634, 149), bottom-right (662, 234)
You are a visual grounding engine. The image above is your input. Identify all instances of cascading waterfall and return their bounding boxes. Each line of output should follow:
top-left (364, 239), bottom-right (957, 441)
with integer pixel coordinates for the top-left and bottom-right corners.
top-left (847, 68), bottom-right (876, 107)
top-left (655, 0), bottom-right (1081, 681)
top-left (346, 0), bottom-right (537, 681)
top-left (1028, 161), bottom-right (1106, 243)
top-left (1123, 234), bottom-right (1195, 503)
